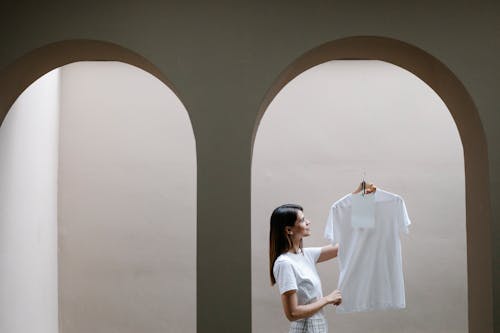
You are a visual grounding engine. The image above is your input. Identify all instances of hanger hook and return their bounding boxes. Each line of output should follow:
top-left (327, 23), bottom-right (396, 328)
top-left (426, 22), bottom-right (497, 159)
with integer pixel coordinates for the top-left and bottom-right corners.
top-left (362, 171), bottom-right (366, 196)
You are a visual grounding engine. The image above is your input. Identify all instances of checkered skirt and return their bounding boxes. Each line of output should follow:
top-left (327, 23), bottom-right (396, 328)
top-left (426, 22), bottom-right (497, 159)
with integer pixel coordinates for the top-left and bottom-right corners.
top-left (289, 317), bottom-right (328, 333)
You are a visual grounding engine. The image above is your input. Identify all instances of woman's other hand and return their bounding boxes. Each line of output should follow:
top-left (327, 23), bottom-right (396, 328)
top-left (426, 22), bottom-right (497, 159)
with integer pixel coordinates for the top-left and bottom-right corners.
top-left (325, 289), bottom-right (342, 306)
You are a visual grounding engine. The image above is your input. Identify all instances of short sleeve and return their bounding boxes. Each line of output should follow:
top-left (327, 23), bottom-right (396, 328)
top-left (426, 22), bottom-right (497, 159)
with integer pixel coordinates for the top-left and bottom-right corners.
top-left (324, 205), bottom-right (338, 244)
top-left (273, 259), bottom-right (297, 294)
top-left (398, 197), bottom-right (411, 234)
top-left (303, 247), bottom-right (322, 264)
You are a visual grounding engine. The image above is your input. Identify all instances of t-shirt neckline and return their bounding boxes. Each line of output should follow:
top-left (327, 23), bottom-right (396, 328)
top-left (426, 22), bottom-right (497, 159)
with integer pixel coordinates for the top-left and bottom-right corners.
top-left (350, 189), bottom-right (377, 198)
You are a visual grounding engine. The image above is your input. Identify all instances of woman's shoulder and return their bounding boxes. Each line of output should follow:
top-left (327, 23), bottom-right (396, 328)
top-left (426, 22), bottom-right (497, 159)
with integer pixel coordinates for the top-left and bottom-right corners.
top-left (273, 252), bottom-right (295, 267)
top-left (272, 253), bottom-right (294, 275)
top-left (303, 246), bottom-right (321, 254)
top-left (274, 253), bottom-right (291, 264)
top-left (302, 247), bottom-right (322, 263)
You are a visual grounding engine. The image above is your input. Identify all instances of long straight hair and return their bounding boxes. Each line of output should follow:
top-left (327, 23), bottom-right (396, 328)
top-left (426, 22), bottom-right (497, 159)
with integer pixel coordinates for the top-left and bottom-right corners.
top-left (269, 204), bottom-right (303, 285)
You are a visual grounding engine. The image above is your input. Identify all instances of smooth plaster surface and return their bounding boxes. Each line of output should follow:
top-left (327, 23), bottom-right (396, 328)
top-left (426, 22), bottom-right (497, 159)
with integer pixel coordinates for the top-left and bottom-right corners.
top-left (0, 2), bottom-right (498, 332)
top-left (58, 62), bottom-right (196, 333)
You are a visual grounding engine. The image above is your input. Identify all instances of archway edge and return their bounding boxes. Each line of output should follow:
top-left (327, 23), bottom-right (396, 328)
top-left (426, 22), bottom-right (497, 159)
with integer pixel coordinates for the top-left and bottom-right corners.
top-left (0, 39), bottom-right (183, 128)
top-left (253, 35), bottom-right (493, 333)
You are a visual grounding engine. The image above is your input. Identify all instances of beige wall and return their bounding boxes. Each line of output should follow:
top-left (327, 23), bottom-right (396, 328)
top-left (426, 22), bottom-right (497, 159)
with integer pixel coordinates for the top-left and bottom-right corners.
top-left (0, 69), bottom-right (60, 333)
top-left (57, 62), bottom-right (196, 333)
top-left (252, 61), bottom-right (466, 332)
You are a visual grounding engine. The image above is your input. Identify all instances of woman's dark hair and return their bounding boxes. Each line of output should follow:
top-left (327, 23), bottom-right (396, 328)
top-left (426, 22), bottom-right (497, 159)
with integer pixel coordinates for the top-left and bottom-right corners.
top-left (269, 204), bottom-right (303, 285)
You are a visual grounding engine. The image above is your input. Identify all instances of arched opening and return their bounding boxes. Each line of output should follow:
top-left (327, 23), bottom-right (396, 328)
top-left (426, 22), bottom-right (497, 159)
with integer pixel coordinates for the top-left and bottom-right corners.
top-left (0, 40), bottom-right (182, 126)
top-left (252, 37), bottom-right (492, 333)
top-left (0, 41), bottom-right (196, 333)
top-left (252, 59), bottom-right (465, 332)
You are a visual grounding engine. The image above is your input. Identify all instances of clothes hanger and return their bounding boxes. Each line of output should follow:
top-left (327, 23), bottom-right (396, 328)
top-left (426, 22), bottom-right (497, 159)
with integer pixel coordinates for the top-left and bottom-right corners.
top-left (352, 172), bottom-right (376, 196)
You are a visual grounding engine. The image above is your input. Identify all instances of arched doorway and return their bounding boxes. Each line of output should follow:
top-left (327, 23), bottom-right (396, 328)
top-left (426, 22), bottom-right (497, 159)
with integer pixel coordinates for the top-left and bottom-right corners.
top-left (0, 41), bottom-right (196, 333)
top-left (252, 36), bottom-right (492, 333)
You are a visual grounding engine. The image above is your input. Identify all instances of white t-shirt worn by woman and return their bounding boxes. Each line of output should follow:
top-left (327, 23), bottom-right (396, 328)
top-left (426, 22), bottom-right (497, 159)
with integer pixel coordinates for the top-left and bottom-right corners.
top-left (273, 247), bottom-right (324, 320)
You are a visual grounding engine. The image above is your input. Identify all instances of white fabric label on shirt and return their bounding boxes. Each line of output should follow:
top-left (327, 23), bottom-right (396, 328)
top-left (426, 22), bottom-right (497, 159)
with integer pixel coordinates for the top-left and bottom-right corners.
top-left (351, 193), bottom-right (375, 228)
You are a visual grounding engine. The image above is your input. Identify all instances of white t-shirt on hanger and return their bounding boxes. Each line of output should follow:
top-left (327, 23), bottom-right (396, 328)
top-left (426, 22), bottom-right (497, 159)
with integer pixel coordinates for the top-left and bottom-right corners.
top-left (324, 189), bottom-right (411, 313)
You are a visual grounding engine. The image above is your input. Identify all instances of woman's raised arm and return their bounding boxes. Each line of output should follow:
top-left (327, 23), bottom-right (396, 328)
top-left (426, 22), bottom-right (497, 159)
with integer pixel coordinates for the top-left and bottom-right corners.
top-left (317, 243), bottom-right (339, 263)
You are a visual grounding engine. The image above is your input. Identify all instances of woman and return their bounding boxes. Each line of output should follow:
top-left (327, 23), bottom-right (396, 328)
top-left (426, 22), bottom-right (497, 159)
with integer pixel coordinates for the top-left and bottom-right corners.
top-left (270, 204), bottom-right (342, 333)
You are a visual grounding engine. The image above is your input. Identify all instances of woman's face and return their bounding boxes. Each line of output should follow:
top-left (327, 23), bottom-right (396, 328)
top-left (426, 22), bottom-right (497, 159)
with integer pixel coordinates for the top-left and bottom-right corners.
top-left (290, 210), bottom-right (311, 238)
